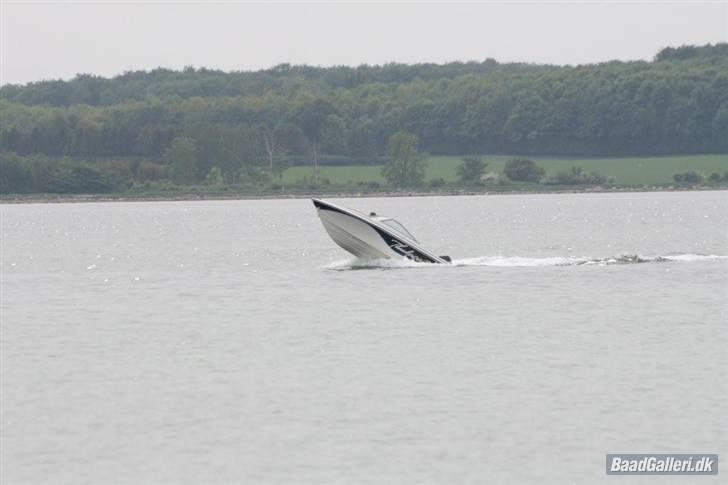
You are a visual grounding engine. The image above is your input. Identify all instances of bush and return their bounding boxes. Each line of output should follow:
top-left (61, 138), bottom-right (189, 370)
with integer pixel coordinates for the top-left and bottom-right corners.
top-left (237, 166), bottom-right (269, 185)
top-left (708, 172), bottom-right (721, 183)
top-left (673, 171), bottom-right (703, 184)
top-left (356, 181), bottom-right (381, 190)
top-left (429, 178), bottom-right (446, 188)
top-left (130, 180), bottom-right (177, 192)
top-left (542, 166), bottom-right (607, 185)
top-left (456, 156), bottom-right (488, 184)
top-left (44, 165), bottom-right (114, 193)
top-left (136, 162), bottom-right (166, 181)
top-left (503, 158), bottom-right (545, 182)
top-left (480, 171), bottom-right (506, 184)
top-left (205, 167), bottom-right (224, 186)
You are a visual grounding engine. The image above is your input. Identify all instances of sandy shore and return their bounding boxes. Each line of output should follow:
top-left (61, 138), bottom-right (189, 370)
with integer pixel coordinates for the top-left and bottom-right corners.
top-left (1, 185), bottom-right (724, 204)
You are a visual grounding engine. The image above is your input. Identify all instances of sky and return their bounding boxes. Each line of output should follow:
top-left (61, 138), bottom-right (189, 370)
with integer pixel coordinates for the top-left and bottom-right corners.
top-left (1, 1), bottom-right (727, 85)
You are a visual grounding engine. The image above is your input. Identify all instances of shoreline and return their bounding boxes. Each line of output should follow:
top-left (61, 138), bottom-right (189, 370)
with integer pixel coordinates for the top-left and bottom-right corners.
top-left (1, 185), bottom-right (725, 204)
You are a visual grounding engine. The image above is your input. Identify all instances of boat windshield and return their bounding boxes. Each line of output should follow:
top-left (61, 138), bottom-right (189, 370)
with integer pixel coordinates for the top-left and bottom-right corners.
top-left (380, 218), bottom-right (418, 242)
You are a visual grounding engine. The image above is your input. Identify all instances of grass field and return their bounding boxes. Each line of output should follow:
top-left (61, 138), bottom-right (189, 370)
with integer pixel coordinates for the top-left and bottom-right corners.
top-left (282, 154), bottom-right (728, 186)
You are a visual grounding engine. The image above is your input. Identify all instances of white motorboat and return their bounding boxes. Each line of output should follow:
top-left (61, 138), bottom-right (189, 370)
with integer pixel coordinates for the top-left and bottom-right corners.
top-left (312, 198), bottom-right (450, 264)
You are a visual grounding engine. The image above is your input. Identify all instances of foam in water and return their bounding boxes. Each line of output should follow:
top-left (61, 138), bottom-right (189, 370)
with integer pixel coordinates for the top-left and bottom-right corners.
top-left (327, 257), bottom-right (430, 271)
top-left (326, 254), bottom-right (727, 270)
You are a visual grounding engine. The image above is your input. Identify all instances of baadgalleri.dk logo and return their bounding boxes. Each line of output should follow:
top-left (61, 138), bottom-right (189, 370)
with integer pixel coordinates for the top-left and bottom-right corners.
top-left (606, 454), bottom-right (718, 475)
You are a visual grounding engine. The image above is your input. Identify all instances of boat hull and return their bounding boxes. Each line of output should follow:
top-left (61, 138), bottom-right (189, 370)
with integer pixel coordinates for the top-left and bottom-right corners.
top-left (318, 209), bottom-right (395, 260)
top-left (313, 199), bottom-right (448, 264)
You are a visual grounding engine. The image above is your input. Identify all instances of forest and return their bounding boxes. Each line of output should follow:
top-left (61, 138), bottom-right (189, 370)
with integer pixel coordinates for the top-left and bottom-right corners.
top-left (1, 43), bottom-right (727, 193)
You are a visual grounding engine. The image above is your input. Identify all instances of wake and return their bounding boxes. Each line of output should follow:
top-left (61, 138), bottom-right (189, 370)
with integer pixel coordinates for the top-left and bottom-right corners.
top-left (454, 253), bottom-right (727, 267)
top-left (326, 253), bottom-right (728, 270)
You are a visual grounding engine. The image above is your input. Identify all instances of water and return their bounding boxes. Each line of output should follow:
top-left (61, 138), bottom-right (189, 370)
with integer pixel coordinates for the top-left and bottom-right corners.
top-left (1, 191), bottom-right (727, 484)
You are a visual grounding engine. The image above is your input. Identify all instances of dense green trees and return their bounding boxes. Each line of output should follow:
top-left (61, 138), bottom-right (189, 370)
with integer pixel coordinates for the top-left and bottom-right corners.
top-left (0, 152), bottom-right (33, 193)
top-left (0, 43), bottom-right (726, 193)
top-left (0, 151), bottom-right (122, 193)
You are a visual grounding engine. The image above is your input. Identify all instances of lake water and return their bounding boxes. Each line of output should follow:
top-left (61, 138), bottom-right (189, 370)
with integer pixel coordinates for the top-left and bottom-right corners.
top-left (1, 191), bottom-right (727, 484)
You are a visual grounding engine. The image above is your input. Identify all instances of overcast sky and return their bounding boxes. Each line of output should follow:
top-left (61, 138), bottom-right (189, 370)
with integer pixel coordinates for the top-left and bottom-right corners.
top-left (1, 1), bottom-right (726, 85)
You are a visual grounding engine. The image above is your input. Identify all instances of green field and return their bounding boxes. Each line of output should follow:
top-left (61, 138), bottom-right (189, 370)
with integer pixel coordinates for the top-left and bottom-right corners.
top-left (282, 154), bottom-right (728, 186)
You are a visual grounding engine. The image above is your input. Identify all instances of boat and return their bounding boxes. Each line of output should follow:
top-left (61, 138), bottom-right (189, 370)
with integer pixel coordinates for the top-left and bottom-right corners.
top-left (312, 198), bottom-right (451, 264)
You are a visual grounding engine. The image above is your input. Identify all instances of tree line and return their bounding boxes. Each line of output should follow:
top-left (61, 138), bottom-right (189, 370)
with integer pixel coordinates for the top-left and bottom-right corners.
top-left (0, 43), bottom-right (727, 193)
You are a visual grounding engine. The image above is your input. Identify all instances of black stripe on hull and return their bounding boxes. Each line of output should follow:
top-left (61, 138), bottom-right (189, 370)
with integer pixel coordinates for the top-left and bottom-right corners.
top-left (371, 226), bottom-right (439, 263)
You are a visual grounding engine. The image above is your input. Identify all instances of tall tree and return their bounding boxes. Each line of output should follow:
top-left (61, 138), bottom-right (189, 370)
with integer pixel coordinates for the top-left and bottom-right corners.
top-left (382, 130), bottom-right (427, 186)
top-left (295, 98), bottom-right (336, 180)
top-left (165, 136), bottom-right (198, 184)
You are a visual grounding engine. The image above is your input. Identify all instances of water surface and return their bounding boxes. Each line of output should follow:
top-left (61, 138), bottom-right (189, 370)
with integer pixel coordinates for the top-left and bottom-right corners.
top-left (1, 191), bottom-right (726, 484)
